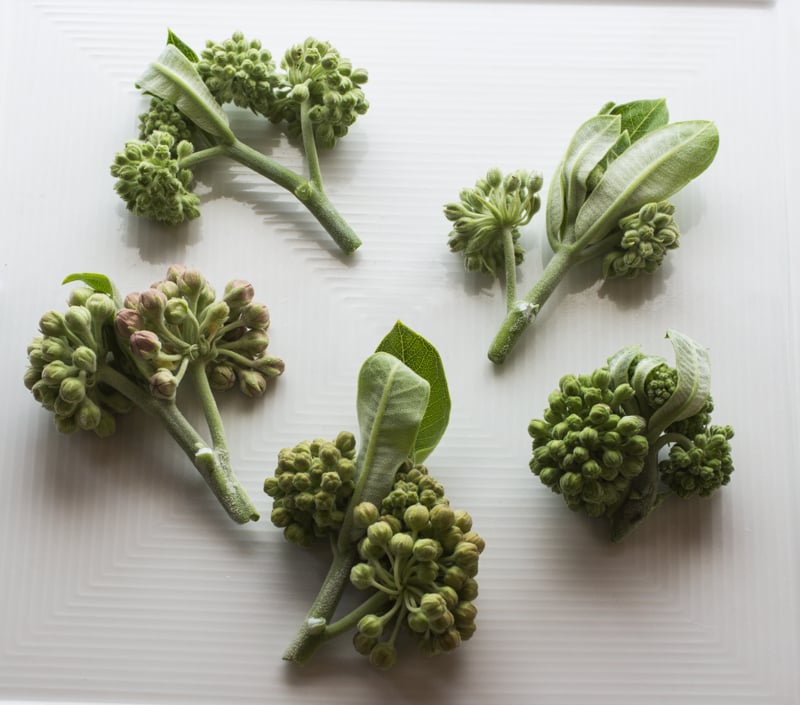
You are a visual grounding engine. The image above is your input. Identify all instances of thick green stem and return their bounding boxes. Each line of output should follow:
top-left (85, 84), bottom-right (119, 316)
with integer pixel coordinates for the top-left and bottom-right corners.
top-left (96, 365), bottom-right (259, 523)
top-left (221, 140), bottom-right (362, 255)
top-left (299, 100), bottom-right (324, 190)
top-left (502, 226), bottom-right (518, 313)
top-left (282, 547), bottom-right (358, 664)
top-left (487, 244), bottom-right (579, 364)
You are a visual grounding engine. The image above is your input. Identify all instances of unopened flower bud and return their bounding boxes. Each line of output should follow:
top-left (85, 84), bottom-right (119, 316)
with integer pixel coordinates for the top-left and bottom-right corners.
top-left (39, 311), bottom-right (67, 336)
top-left (357, 614), bottom-right (384, 640)
top-left (253, 355), bottom-right (285, 378)
top-left (350, 563), bottom-right (375, 590)
top-left (59, 377), bottom-right (86, 404)
top-left (207, 362), bottom-right (236, 391)
top-left (72, 346), bottom-right (97, 374)
top-left (404, 504), bottom-right (430, 532)
top-left (369, 643), bottom-right (397, 670)
top-left (223, 279), bottom-right (255, 311)
top-left (353, 501), bottom-right (379, 529)
top-left (138, 288), bottom-right (168, 321)
top-left (115, 308), bottom-right (144, 339)
top-left (164, 298), bottom-right (190, 325)
top-left (413, 538), bottom-right (442, 562)
top-left (130, 330), bottom-right (162, 360)
top-left (367, 520), bottom-right (394, 546)
top-left (76, 398), bottom-right (102, 430)
top-left (237, 369), bottom-right (267, 398)
top-left (149, 369), bottom-right (178, 400)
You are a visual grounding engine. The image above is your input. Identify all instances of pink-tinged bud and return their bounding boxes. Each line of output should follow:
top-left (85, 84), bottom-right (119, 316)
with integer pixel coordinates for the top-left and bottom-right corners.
top-left (137, 288), bottom-right (168, 321)
top-left (241, 303), bottom-right (270, 330)
top-left (153, 279), bottom-right (180, 299)
top-left (124, 292), bottom-right (141, 310)
top-left (223, 279), bottom-right (255, 310)
top-left (178, 268), bottom-right (206, 296)
top-left (254, 356), bottom-right (285, 378)
top-left (115, 309), bottom-right (144, 339)
top-left (149, 369), bottom-right (178, 400)
top-left (130, 330), bottom-right (162, 360)
top-left (207, 362), bottom-right (237, 391)
top-left (165, 264), bottom-right (186, 283)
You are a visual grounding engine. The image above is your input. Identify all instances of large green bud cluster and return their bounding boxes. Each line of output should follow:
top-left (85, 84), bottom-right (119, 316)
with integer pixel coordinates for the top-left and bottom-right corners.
top-left (380, 461), bottom-right (448, 519)
top-left (349, 468), bottom-right (483, 668)
top-left (445, 168), bottom-right (543, 275)
top-left (270, 37), bottom-right (369, 149)
top-left (264, 432), bottom-right (357, 546)
top-left (659, 424), bottom-right (734, 498)
top-left (602, 201), bottom-right (680, 279)
top-left (114, 265), bottom-right (284, 400)
top-left (138, 97), bottom-right (194, 150)
top-left (24, 288), bottom-right (132, 437)
top-left (528, 368), bottom-right (649, 518)
top-left (197, 31), bottom-right (280, 116)
top-left (110, 131), bottom-right (200, 226)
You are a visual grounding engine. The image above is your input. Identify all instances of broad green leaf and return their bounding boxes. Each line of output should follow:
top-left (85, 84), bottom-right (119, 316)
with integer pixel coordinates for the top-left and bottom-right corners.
top-left (646, 329), bottom-right (711, 439)
top-left (376, 321), bottom-right (450, 463)
top-left (338, 352), bottom-right (430, 549)
top-left (62, 272), bottom-right (114, 296)
top-left (136, 45), bottom-right (234, 142)
top-left (563, 115), bottom-right (621, 220)
top-left (586, 130), bottom-right (632, 194)
top-left (166, 28), bottom-right (199, 63)
top-left (575, 120), bottom-right (719, 244)
top-left (610, 98), bottom-right (669, 143)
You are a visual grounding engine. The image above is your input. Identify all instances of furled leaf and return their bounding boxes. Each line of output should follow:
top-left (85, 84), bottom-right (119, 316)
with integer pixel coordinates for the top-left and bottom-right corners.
top-left (166, 28), bottom-right (199, 63)
top-left (338, 353), bottom-right (430, 549)
top-left (376, 321), bottom-right (450, 463)
top-left (563, 115), bottom-right (621, 221)
top-left (574, 120), bottom-right (719, 244)
top-left (645, 329), bottom-right (711, 439)
top-left (586, 130), bottom-right (632, 193)
top-left (546, 158), bottom-right (567, 247)
top-left (136, 45), bottom-right (234, 141)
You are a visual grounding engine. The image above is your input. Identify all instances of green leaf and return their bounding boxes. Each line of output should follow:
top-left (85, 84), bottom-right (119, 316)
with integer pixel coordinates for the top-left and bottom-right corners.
top-left (610, 98), bottom-right (669, 143)
top-left (166, 28), bottom-right (199, 63)
top-left (575, 120), bottom-right (719, 244)
top-left (136, 45), bottom-right (234, 142)
top-left (337, 352), bottom-right (430, 550)
top-left (586, 130), bottom-right (632, 193)
top-left (62, 272), bottom-right (115, 296)
top-left (646, 329), bottom-right (711, 439)
top-left (376, 321), bottom-right (450, 463)
top-left (545, 158), bottom-right (567, 248)
top-left (563, 115), bottom-right (621, 221)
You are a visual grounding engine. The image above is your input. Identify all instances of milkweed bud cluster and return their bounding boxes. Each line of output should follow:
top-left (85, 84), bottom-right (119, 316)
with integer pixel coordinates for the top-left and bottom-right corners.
top-left (115, 266), bottom-right (283, 400)
top-left (138, 97), bottom-right (194, 150)
top-left (528, 368), bottom-right (649, 518)
top-left (110, 131), bottom-right (200, 226)
top-left (24, 289), bottom-right (132, 437)
top-left (197, 31), bottom-right (280, 116)
top-left (350, 466), bottom-right (483, 668)
top-left (602, 201), bottom-right (680, 279)
top-left (271, 37), bottom-right (369, 149)
top-left (264, 432), bottom-right (357, 546)
top-left (445, 168), bottom-right (543, 275)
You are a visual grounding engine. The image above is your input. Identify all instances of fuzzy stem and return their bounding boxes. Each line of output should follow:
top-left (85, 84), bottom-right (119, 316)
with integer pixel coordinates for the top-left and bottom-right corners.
top-left (325, 590), bottom-right (392, 641)
top-left (299, 99), bottom-right (324, 190)
top-left (282, 547), bottom-right (358, 664)
top-left (502, 226), bottom-right (518, 312)
top-left (487, 244), bottom-right (578, 364)
top-left (221, 140), bottom-right (361, 255)
top-left (96, 364), bottom-right (259, 523)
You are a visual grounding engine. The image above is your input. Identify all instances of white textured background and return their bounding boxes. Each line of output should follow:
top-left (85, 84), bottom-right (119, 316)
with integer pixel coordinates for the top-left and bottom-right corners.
top-left (1, 1), bottom-right (797, 703)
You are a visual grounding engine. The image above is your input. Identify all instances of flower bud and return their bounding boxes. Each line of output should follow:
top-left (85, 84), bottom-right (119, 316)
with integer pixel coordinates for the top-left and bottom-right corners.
top-left (76, 398), bottom-right (102, 430)
top-left (429, 504), bottom-right (455, 532)
top-left (407, 609), bottom-right (430, 634)
top-left (413, 538), bottom-right (442, 562)
top-left (223, 279), bottom-right (255, 311)
top-left (237, 369), bottom-right (267, 398)
top-left (369, 643), bottom-right (397, 670)
top-left (164, 298), bottom-right (190, 325)
top-left (72, 346), bottom-right (97, 374)
top-left (404, 504), bottom-right (430, 533)
top-left (357, 614), bottom-right (384, 640)
top-left (130, 330), bottom-right (162, 360)
top-left (149, 369), bottom-right (178, 400)
top-left (54, 414), bottom-right (79, 434)
top-left (115, 309), bottom-right (144, 339)
top-left (388, 532), bottom-right (414, 558)
top-left (253, 355), bottom-right (285, 378)
top-left (137, 288), bottom-right (168, 322)
top-left (352, 632), bottom-right (377, 656)
top-left (42, 360), bottom-right (72, 385)
top-left (94, 411), bottom-right (117, 438)
top-left (199, 301), bottom-right (230, 340)
top-left (367, 520), bottom-right (394, 546)
top-left (59, 377), bottom-right (86, 404)
top-left (350, 563), bottom-right (375, 590)
top-left (352, 501), bottom-right (379, 529)
top-left (178, 268), bottom-right (206, 297)
top-left (67, 287), bottom-right (94, 306)
top-left (64, 307), bottom-right (92, 340)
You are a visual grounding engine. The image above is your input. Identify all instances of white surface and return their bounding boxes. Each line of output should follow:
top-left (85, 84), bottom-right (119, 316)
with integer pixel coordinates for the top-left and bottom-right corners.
top-left (1, 1), bottom-right (797, 703)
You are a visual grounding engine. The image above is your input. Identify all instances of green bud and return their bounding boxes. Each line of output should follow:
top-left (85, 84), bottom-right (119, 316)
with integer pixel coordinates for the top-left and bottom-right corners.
top-left (237, 369), bottom-right (267, 398)
top-left (404, 504), bottom-right (430, 532)
top-left (367, 520), bottom-right (394, 546)
top-left (452, 541), bottom-right (480, 576)
top-left (76, 398), bottom-right (102, 430)
top-left (85, 293), bottom-right (117, 322)
top-left (357, 614), bottom-right (385, 640)
top-left (352, 501), bottom-right (379, 529)
top-left (369, 642), bottom-right (397, 670)
top-left (39, 310), bottom-right (67, 336)
top-left (59, 377), bottom-right (86, 404)
top-left (460, 577), bottom-right (479, 601)
top-left (352, 632), bottom-right (377, 656)
top-left (350, 562), bottom-right (375, 590)
top-left (54, 414), bottom-right (79, 434)
top-left (413, 538), bottom-right (442, 562)
top-left (388, 532), bottom-right (414, 558)
top-left (429, 504), bottom-right (455, 532)
top-left (149, 369), bottom-right (178, 400)
top-left (42, 360), bottom-right (72, 385)
top-left (407, 609), bottom-right (430, 634)
top-left (94, 411), bottom-right (116, 438)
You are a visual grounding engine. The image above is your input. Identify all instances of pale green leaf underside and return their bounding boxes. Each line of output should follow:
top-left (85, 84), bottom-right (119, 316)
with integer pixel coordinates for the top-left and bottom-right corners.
top-left (136, 45), bottom-right (233, 141)
top-left (647, 329), bottom-right (711, 438)
top-left (575, 120), bottom-right (719, 244)
top-left (546, 158), bottom-right (567, 247)
top-left (376, 321), bottom-right (450, 463)
top-left (339, 352), bottom-right (430, 548)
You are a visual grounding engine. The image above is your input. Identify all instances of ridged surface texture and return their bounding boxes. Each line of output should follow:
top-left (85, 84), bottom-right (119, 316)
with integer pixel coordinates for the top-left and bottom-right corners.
top-left (0, 1), bottom-right (797, 703)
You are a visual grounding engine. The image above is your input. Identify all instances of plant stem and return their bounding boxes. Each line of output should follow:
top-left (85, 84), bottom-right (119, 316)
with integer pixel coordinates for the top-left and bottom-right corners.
top-left (222, 140), bottom-right (362, 255)
top-left (282, 547), bottom-right (359, 664)
top-left (299, 100), bottom-right (324, 190)
top-left (502, 226), bottom-right (518, 312)
top-left (96, 364), bottom-right (259, 523)
top-left (487, 244), bottom-right (578, 364)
